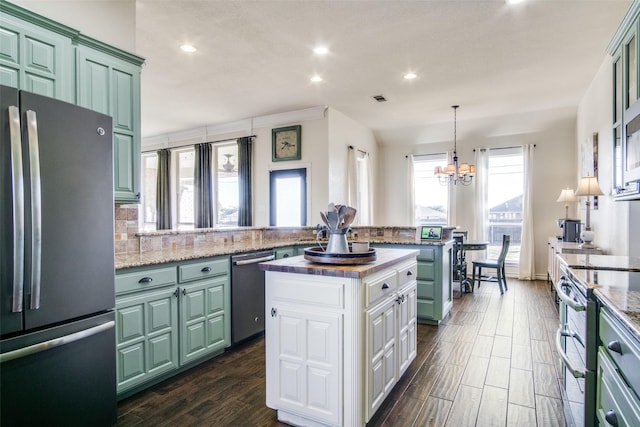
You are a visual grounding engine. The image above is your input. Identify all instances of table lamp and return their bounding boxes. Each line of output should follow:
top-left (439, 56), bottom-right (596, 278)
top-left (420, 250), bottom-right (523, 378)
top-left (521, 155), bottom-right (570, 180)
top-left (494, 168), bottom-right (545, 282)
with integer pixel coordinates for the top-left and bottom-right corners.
top-left (556, 187), bottom-right (577, 218)
top-left (575, 176), bottom-right (604, 248)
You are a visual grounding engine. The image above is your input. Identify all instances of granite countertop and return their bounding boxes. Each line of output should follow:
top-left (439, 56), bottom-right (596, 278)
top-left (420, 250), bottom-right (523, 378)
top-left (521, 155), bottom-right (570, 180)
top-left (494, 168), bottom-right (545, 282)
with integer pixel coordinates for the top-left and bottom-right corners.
top-left (115, 239), bottom-right (450, 270)
top-left (567, 268), bottom-right (640, 342)
top-left (559, 254), bottom-right (640, 272)
top-left (259, 248), bottom-right (420, 279)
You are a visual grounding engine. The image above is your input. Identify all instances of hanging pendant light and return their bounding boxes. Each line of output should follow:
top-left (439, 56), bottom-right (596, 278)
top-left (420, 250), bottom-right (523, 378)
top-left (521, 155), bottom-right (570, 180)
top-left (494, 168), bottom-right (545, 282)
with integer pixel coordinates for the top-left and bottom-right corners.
top-left (434, 105), bottom-right (476, 186)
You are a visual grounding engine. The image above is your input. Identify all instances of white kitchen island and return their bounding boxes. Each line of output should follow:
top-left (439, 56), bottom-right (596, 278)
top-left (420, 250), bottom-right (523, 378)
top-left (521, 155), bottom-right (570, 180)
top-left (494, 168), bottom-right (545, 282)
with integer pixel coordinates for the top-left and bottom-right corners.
top-left (259, 248), bottom-right (419, 427)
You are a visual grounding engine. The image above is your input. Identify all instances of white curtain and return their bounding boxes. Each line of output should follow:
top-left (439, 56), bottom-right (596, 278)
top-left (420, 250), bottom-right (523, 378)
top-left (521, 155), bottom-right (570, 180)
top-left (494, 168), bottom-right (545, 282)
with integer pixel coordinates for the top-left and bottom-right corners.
top-left (347, 146), bottom-right (373, 225)
top-left (519, 144), bottom-right (535, 279)
top-left (473, 148), bottom-right (489, 242)
top-left (408, 155), bottom-right (415, 225)
top-left (347, 147), bottom-right (358, 209)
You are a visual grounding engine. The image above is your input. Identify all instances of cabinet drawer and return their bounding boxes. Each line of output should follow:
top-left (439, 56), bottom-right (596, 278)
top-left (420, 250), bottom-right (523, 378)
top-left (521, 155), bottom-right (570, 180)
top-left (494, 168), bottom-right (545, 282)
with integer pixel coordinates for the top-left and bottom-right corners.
top-left (417, 262), bottom-right (435, 281)
top-left (600, 307), bottom-right (640, 396)
top-left (417, 248), bottom-right (436, 262)
top-left (417, 280), bottom-right (435, 300)
top-left (417, 300), bottom-right (434, 319)
top-left (597, 348), bottom-right (640, 426)
top-left (178, 257), bottom-right (229, 283)
top-left (366, 270), bottom-right (397, 307)
top-left (116, 266), bottom-right (177, 295)
top-left (397, 261), bottom-right (417, 287)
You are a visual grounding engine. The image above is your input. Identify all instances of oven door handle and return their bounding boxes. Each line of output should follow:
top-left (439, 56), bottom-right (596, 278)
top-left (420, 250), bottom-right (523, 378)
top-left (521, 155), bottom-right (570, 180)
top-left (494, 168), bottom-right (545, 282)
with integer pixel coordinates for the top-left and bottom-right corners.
top-left (555, 327), bottom-right (586, 378)
top-left (553, 277), bottom-right (586, 312)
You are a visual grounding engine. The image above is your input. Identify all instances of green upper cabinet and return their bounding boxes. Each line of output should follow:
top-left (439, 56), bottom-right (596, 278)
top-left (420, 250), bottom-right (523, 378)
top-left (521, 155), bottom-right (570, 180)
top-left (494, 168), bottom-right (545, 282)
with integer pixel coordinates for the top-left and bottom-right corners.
top-left (0, 4), bottom-right (75, 102)
top-left (0, 2), bottom-right (144, 204)
top-left (75, 38), bottom-right (143, 203)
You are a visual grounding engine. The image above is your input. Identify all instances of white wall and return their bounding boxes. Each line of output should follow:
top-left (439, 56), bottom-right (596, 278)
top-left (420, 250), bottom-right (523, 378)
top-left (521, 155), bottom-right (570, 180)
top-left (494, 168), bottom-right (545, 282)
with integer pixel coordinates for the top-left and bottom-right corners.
top-left (11, 0), bottom-right (136, 52)
top-left (326, 108), bottom-right (378, 219)
top-left (577, 57), bottom-right (631, 255)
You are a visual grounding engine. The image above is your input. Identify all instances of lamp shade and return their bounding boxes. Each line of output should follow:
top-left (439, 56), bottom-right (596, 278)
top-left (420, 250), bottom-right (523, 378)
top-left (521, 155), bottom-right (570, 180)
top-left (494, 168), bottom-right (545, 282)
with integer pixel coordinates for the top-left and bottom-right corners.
top-left (556, 188), bottom-right (577, 203)
top-left (575, 176), bottom-right (604, 197)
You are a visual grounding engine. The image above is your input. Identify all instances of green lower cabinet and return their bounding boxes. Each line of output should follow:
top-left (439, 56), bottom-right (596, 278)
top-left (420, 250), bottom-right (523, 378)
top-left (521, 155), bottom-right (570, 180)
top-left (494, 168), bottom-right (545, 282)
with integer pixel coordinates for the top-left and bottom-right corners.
top-left (180, 276), bottom-right (229, 365)
top-left (275, 246), bottom-right (296, 259)
top-left (115, 286), bottom-right (179, 394)
top-left (373, 242), bottom-right (453, 325)
top-left (116, 256), bottom-right (230, 397)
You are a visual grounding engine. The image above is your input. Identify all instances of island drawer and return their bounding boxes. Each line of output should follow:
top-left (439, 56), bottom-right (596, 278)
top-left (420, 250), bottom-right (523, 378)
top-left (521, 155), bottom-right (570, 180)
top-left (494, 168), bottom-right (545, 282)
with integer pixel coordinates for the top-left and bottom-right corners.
top-left (116, 265), bottom-right (177, 295)
top-left (600, 307), bottom-right (640, 397)
top-left (178, 257), bottom-right (229, 283)
top-left (397, 261), bottom-right (417, 287)
top-left (366, 269), bottom-right (397, 307)
top-left (596, 348), bottom-right (640, 426)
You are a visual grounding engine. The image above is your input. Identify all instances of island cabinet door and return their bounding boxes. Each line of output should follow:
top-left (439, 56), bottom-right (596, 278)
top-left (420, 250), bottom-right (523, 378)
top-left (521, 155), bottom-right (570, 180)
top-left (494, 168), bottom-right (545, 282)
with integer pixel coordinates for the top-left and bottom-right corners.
top-left (365, 296), bottom-right (397, 421)
top-left (265, 304), bottom-right (342, 426)
top-left (397, 281), bottom-right (417, 377)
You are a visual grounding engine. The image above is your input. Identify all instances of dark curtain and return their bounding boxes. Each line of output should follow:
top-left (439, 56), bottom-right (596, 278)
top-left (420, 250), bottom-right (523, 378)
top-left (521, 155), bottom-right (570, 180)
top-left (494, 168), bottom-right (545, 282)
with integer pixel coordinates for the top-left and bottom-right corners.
top-left (156, 149), bottom-right (172, 230)
top-left (237, 137), bottom-right (253, 226)
top-left (194, 143), bottom-right (213, 228)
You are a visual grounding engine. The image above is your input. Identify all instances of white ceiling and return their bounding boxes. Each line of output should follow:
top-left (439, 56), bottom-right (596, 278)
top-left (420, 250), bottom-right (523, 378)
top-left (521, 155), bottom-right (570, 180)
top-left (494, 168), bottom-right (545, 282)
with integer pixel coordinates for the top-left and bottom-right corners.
top-left (134, 0), bottom-right (630, 145)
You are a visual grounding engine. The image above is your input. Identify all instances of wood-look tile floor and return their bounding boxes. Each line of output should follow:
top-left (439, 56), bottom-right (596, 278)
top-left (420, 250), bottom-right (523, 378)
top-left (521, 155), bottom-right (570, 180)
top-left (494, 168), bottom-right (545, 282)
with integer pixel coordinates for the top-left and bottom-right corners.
top-left (116, 279), bottom-right (565, 427)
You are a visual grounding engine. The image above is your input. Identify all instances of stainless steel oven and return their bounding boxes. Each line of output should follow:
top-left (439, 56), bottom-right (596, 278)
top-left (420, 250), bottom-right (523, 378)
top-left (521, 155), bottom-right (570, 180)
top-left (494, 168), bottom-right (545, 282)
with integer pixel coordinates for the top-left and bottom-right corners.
top-left (554, 265), bottom-right (598, 427)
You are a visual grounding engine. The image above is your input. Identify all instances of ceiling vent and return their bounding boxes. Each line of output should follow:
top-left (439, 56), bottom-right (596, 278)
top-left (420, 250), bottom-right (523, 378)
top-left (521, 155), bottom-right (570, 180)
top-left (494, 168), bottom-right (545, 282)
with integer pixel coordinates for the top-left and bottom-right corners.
top-left (372, 95), bottom-right (387, 102)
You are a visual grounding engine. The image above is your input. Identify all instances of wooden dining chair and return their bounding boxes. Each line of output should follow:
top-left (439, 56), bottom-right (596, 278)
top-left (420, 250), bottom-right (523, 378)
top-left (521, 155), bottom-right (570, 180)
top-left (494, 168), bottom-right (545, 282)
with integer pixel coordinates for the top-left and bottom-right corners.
top-left (471, 234), bottom-right (510, 294)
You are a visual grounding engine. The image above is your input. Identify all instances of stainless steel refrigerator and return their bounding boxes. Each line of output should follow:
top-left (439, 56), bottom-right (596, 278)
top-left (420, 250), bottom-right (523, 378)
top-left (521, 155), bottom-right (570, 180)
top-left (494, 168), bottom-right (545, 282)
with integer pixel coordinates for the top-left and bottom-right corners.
top-left (1, 86), bottom-right (117, 426)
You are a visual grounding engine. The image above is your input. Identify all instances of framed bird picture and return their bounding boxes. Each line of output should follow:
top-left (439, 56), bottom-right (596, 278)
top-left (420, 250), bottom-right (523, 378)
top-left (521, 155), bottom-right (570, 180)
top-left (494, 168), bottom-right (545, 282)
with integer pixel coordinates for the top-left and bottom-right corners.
top-left (272, 125), bottom-right (301, 161)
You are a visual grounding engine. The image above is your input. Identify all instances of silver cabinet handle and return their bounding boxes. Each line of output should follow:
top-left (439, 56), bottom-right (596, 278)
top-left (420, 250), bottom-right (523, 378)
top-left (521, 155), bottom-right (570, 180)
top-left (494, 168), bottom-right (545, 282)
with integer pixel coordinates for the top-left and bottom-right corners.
top-left (26, 110), bottom-right (42, 310)
top-left (555, 327), bottom-right (585, 378)
top-left (553, 278), bottom-right (585, 312)
top-left (234, 255), bottom-right (275, 265)
top-left (8, 106), bottom-right (24, 313)
top-left (0, 320), bottom-right (115, 363)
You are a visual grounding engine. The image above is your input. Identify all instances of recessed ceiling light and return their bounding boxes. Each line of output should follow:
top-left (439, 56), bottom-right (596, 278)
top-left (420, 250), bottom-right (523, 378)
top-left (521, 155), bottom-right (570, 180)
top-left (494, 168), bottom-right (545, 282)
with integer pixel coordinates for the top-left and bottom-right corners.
top-left (313, 46), bottom-right (329, 55)
top-left (506, 0), bottom-right (525, 4)
top-left (310, 75), bottom-right (323, 83)
top-left (180, 44), bottom-right (197, 53)
top-left (404, 72), bottom-right (417, 80)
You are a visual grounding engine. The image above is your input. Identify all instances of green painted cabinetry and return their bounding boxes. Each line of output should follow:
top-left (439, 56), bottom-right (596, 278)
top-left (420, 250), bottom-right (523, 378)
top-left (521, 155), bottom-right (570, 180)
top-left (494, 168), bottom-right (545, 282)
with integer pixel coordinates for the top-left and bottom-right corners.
top-left (177, 257), bottom-right (230, 365)
top-left (373, 242), bottom-right (453, 325)
top-left (0, 2), bottom-right (144, 203)
top-left (115, 265), bottom-right (179, 395)
top-left (0, 6), bottom-right (74, 102)
top-left (116, 256), bottom-right (230, 397)
top-left (75, 39), bottom-right (142, 203)
top-left (275, 246), bottom-right (296, 259)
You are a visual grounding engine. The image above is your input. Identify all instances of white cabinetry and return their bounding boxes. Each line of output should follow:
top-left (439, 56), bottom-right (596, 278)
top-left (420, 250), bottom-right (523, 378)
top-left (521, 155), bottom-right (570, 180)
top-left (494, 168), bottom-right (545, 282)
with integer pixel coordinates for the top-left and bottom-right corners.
top-left (265, 256), bottom-right (417, 427)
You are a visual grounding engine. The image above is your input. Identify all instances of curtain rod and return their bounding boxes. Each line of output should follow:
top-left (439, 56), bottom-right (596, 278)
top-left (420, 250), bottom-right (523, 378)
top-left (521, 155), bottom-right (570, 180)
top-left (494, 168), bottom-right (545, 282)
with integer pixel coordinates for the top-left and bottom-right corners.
top-left (142, 135), bottom-right (256, 154)
top-left (473, 144), bottom-right (536, 152)
top-left (348, 145), bottom-right (367, 155)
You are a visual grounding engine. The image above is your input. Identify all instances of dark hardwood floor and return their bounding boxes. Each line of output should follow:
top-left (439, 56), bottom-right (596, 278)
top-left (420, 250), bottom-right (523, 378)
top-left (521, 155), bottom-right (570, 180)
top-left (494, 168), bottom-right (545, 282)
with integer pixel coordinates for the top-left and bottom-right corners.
top-left (116, 279), bottom-right (565, 427)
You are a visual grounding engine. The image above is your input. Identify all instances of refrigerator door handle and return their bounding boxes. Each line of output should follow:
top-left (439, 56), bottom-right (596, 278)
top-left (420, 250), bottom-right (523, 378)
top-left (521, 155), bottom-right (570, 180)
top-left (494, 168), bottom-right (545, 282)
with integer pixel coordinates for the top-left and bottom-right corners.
top-left (0, 320), bottom-right (115, 363)
top-left (8, 106), bottom-right (24, 313)
top-left (26, 110), bottom-right (42, 310)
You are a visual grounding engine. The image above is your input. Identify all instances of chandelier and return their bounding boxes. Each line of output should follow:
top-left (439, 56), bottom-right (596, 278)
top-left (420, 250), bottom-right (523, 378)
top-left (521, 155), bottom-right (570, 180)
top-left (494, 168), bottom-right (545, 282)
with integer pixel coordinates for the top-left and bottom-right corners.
top-left (434, 105), bottom-right (476, 186)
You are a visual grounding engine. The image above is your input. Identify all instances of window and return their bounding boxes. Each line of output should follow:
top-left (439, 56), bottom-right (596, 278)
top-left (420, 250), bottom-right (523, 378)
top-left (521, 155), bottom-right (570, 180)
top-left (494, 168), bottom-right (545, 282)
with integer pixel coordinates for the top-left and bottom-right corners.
top-left (269, 168), bottom-right (307, 226)
top-left (140, 142), bottom-right (239, 230)
top-left (487, 147), bottom-right (523, 262)
top-left (413, 153), bottom-right (449, 225)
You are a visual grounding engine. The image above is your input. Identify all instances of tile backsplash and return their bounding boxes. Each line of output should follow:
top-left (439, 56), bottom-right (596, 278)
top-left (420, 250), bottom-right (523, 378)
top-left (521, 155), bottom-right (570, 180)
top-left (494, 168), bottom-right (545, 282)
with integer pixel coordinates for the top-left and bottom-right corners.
top-left (114, 204), bottom-right (425, 255)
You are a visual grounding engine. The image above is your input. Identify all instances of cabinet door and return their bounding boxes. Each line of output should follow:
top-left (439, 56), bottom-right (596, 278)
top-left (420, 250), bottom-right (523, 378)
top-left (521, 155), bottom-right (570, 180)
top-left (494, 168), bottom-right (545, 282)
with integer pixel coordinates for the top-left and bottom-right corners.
top-left (180, 275), bottom-right (229, 365)
top-left (366, 296), bottom-right (396, 420)
top-left (0, 14), bottom-right (73, 101)
top-left (398, 281), bottom-right (417, 377)
top-left (76, 45), bottom-right (141, 203)
top-left (266, 304), bottom-right (342, 426)
top-left (115, 286), bottom-right (179, 394)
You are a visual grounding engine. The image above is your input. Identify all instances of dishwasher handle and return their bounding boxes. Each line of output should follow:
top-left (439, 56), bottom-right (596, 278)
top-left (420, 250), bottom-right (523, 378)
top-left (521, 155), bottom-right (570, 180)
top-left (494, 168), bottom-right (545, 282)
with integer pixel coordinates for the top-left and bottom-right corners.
top-left (234, 254), bottom-right (275, 266)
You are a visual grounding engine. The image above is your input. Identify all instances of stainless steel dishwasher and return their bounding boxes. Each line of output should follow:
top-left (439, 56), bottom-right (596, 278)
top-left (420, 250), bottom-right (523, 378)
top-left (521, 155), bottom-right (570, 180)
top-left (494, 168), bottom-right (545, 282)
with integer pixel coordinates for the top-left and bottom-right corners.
top-left (230, 250), bottom-right (275, 344)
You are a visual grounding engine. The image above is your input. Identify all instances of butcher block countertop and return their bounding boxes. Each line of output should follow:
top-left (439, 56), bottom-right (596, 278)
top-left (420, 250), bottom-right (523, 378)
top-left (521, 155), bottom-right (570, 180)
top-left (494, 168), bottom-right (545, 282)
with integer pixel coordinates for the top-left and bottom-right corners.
top-left (259, 248), bottom-right (419, 279)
